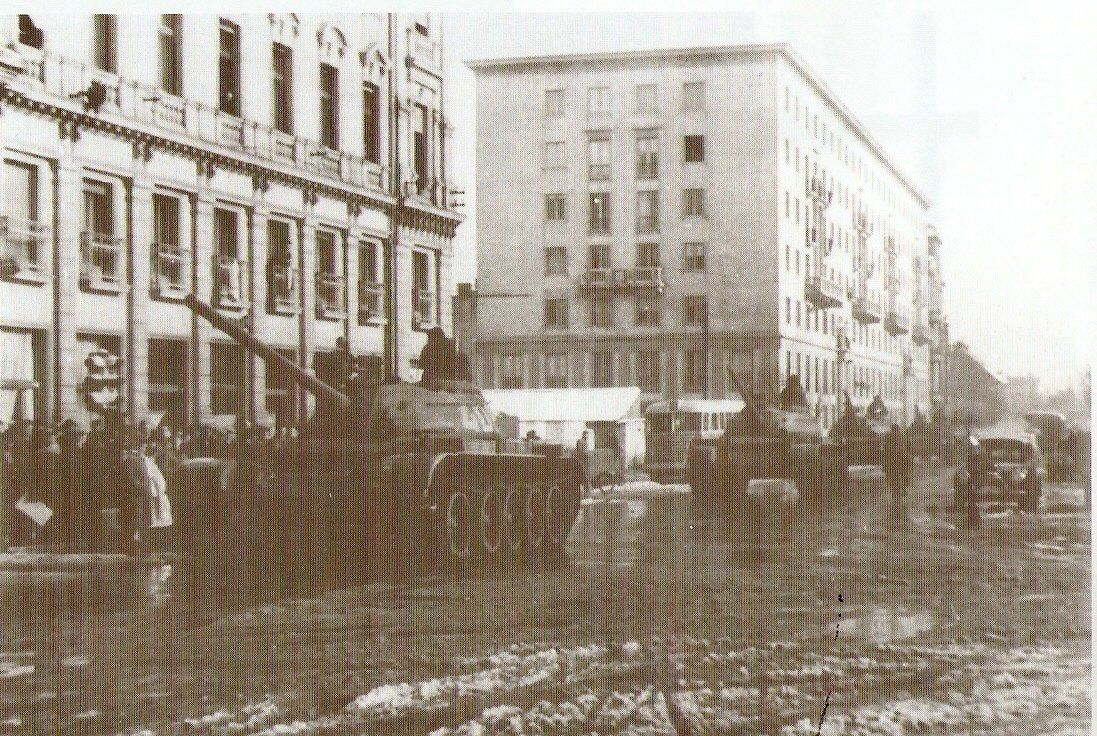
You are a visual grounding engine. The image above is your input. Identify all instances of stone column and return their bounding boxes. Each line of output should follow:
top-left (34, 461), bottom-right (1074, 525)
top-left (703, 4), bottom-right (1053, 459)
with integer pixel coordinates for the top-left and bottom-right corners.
top-left (345, 224), bottom-right (361, 341)
top-left (128, 166), bottom-right (154, 422)
top-left (54, 153), bottom-right (83, 422)
top-left (249, 178), bottom-right (271, 426)
top-left (298, 199), bottom-right (317, 421)
top-left (192, 164), bottom-right (216, 423)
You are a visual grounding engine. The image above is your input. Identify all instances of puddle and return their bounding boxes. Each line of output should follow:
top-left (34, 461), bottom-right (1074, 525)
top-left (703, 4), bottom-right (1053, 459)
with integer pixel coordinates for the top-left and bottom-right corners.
top-left (840, 606), bottom-right (936, 643)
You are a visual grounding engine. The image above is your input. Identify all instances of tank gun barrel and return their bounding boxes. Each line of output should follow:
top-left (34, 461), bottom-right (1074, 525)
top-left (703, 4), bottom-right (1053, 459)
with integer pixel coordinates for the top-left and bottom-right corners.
top-left (182, 293), bottom-right (350, 411)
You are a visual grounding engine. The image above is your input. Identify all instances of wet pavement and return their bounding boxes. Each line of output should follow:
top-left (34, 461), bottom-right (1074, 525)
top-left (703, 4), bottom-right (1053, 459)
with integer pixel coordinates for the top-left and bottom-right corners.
top-left (0, 462), bottom-right (1090, 734)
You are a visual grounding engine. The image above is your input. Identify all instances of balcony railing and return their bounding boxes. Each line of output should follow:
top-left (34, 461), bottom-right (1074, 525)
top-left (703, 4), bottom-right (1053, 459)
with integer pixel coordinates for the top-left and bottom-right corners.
top-left (151, 242), bottom-right (189, 299)
top-left (588, 164), bottom-right (611, 181)
top-left (267, 266), bottom-right (299, 315)
top-left (315, 271), bottom-right (346, 319)
top-left (805, 274), bottom-right (844, 309)
top-left (581, 267), bottom-right (665, 293)
top-left (413, 289), bottom-right (436, 329)
top-left (0, 216), bottom-right (48, 284)
top-left (213, 255), bottom-right (248, 309)
top-left (807, 176), bottom-right (830, 202)
top-left (928, 307), bottom-right (944, 327)
top-left (80, 232), bottom-right (125, 293)
top-left (9, 48), bottom-right (399, 194)
top-left (851, 291), bottom-right (883, 324)
top-left (884, 309), bottom-right (911, 336)
top-left (358, 281), bottom-right (384, 324)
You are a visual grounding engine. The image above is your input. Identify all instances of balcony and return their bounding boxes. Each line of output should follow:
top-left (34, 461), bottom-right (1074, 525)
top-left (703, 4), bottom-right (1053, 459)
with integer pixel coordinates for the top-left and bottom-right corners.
top-left (315, 271), bottom-right (346, 320)
top-left (8, 49), bottom-right (396, 195)
top-left (358, 281), bottom-right (385, 324)
top-left (884, 309), bottom-right (911, 336)
top-left (851, 291), bottom-right (883, 324)
top-left (213, 255), bottom-right (248, 310)
top-left (805, 274), bottom-right (843, 309)
top-left (151, 242), bottom-right (189, 300)
top-left (0, 216), bottom-right (48, 284)
top-left (412, 289), bottom-right (437, 330)
top-left (80, 232), bottom-right (125, 294)
top-left (581, 267), bottom-right (665, 294)
top-left (928, 306), bottom-right (944, 327)
top-left (807, 176), bottom-right (830, 202)
top-left (267, 267), bottom-right (299, 315)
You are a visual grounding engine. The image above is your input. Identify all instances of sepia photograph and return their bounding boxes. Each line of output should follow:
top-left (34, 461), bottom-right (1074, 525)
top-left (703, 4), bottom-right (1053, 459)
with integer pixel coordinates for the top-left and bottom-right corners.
top-left (0, 4), bottom-right (1092, 734)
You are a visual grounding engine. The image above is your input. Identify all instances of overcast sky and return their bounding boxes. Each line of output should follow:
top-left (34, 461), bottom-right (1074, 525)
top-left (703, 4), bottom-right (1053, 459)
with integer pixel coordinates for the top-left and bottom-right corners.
top-left (441, 2), bottom-right (1095, 392)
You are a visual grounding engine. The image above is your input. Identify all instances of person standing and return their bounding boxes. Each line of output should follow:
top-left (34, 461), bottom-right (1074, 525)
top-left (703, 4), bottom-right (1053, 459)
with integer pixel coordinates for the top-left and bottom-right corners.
top-left (882, 423), bottom-right (912, 512)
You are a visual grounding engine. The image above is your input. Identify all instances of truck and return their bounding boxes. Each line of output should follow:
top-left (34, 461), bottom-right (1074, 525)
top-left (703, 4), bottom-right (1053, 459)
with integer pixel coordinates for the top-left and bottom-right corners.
top-left (175, 294), bottom-right (583, 586)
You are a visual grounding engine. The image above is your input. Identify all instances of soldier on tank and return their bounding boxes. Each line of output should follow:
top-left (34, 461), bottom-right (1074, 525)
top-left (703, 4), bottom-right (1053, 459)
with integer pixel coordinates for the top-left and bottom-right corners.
top-left (419, 327), bottom-right (472, 385)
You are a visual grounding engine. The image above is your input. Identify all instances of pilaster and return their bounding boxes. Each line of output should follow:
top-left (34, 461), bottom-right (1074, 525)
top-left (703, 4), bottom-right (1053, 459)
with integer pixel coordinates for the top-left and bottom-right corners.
top-left (250, 176), bottom-right (271, 425)
top-left (54, 153), bottom-right (82, 422)
top-left (299, 193), bottom-right (317, 420)
top-left (192, 165), bottom-right (216, 423)
top-left (128, 164), bottom-right (154, 421)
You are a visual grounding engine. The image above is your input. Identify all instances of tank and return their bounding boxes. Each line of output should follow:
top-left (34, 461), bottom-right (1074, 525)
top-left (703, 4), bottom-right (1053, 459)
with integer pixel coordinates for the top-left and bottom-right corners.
top-left (686, 373), bottom-right (845, 510)
top-left (176, 294), bottom-right (583, 584)
top-left (832, 394), bottom-right (889, 468)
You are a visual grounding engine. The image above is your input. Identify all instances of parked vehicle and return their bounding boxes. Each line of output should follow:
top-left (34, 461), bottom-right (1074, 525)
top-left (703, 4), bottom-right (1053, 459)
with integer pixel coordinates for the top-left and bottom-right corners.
top-left (1053, 429), bottom-right (1091, 488)
top-left (644, 397), bottom-right (744, 483)
top-left (953, 433), bottom-right (1044, 512)
top-left (176, 294), bottom-right (584, 584)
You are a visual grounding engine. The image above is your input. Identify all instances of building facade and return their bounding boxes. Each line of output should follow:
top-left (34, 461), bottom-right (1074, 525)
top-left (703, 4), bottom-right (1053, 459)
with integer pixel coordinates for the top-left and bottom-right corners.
top-left (469, 44), bottom-right (939, 427)
top-left (0, 13), bottom-right (462, 428)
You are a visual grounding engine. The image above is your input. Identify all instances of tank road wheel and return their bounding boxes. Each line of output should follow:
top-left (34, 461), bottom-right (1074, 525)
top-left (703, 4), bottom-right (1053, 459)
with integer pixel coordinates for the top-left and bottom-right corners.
top-left (503, 483), bottom-right (526, 560)
top-left (524, 482), bottom-right (546, 557)
top-left (544, 483), bottom-right (570, 565)
top-left (444, 489), bottom-right (473, 571)
top-left (478, 487), bottom-right (505, 561)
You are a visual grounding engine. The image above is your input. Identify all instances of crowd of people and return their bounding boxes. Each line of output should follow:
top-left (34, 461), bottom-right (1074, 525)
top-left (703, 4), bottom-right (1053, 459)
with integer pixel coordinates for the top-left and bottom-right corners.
top-left (0, 414), bottom-right (304, 554)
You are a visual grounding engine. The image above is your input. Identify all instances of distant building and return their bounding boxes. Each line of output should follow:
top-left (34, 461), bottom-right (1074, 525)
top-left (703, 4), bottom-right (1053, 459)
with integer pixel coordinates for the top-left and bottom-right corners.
top-left (0, 13), bottom-right (462, 428)
top-left (945, 342), bottom-right (1004, 427)
top-left (469, 44), bottom-right (939, 428)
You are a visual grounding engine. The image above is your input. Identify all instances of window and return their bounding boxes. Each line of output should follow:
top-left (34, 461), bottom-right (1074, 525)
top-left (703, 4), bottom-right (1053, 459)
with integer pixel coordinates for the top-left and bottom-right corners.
top-left (588, 136), bottom-right (610, 180)
top-left (683, 188), bottom-right (705, 218)
top-left (544, 194), bottom-right (567, 221)
top-left (92, 15), bottom-right (117, 73)
top-left (544, 353), bottom-right (568, 388)
top-left (636, 190), bottom-right (659, 233)
top-left (795, 300), bottom-right (801, 327)
top-left (413, 103), bottom-right (429, 193)
top-left (159, 15), bottom-right (182, 96)
top-left (363, 83), bottom-right (380, 163)
top-left (213, 208), bottom-right (242, 304)
top-left (785, 297), bottom-right (792, 324)
top-left (320, 63), bottom-right (339, 149)
top-left (267, 219), bottom-right (296, 312)
top-left (413, 14), bottom-right (430, 36)
top-left (589, 242), bottom-right (611, 270)
top-left (3, 161), bottom-right (41, 271)
top-left (358, 240), bottom-right (383, 324)
top-left (152, 193), bottom-right (183, 294)
top-left (214, 208), bottom-right (238, 259)
top-left (81, 181), bottom-right (121, 290)
top-left (544, 298), bottom-right (568, 328)
top-left (684, 135), bottom-right (704, 163)
top-left (635, 83), bottom-right (658, 114)
top-left (637, 350), bottom-right (660, 393)
top-left (316, 230), bottom-right (340, 275)
top-left (148, 338), bottom-right (187, 415)
top-left (681, 350), bottom-right (705, 392)
top-left (590, 295), bottom-right (613, 329)
top-left (683, 81), bottom-right (705, 111)
top-left (18, 15), bottom-right (43, 49)
top-left (637, 241), bottom-right (659, 269)
top-left (272, 43), bottom-right (293, 133)
top-left (545, 88), bottom-right (565, 117)
top-left (635, 293), bottom-right (660, 326)
top-left (544, 246), bottom-right (568, 275)
top-left (683, 295), bottom-right (707, 327)
top-left (682, 242), bottom-right (706, 272)
top-left (210, 342), bottom-right (245, 415)
top-left (592, 351), bottom-right (614, 387)
top-left (218, 19), bottom-right (241, 116)
top-left (412, 249), bottom-right (438, 328)
top-left (83, 181), bottom-right (113, 237)
top-left (543, 141), bottom-right (565, 170)
top-left (587, 86), bottom-right (609, 116)
top-left (636, 133), bottom-right (659, 179)
top-left (588, 192), bottom-right (610, 234)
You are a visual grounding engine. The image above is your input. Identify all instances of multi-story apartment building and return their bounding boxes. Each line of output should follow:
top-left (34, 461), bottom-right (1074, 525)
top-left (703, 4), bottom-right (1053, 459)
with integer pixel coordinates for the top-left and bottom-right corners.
top-left (469, 44), bottom-right (939, 427)
top-left (0, 13), bottom-right (462, 428)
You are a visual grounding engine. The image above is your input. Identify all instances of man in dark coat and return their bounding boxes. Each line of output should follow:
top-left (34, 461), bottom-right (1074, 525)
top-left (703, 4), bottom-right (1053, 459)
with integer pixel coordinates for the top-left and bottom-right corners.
top-left (419, 327), bottom-right (471, 385)
top-left (882, 423), bottom-right (912, 500)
